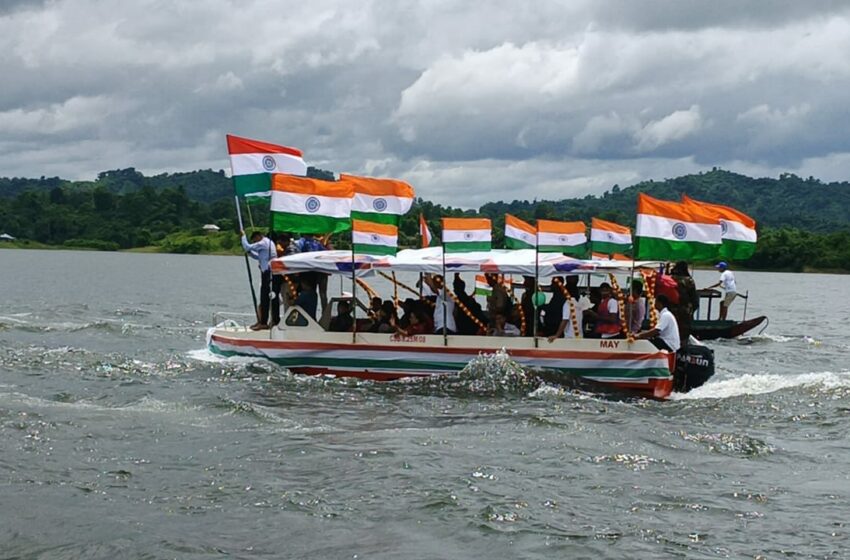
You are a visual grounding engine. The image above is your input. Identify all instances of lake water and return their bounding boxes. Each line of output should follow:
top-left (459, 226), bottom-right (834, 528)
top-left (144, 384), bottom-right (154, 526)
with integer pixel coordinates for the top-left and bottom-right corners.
top-left (1, 249), bottom-right (849, 558)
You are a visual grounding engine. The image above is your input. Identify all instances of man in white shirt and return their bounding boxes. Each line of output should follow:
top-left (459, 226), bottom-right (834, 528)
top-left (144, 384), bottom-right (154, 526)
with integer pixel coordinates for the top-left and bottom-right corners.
top-left (547, 295), bottom-right (583, 342)
top-left (706, 261), bottom-right (737, 320)
top-left (425, 275), bottom-right (457, 334)
top-left (634, 295), bottom-right (680, 353)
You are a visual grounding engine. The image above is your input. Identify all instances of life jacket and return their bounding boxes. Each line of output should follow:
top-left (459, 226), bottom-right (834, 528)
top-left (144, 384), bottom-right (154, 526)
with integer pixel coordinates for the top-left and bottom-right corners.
top-left (595, 297), bottom-right (621, 335)
top-left (656, 274), bottom-right (680, 304)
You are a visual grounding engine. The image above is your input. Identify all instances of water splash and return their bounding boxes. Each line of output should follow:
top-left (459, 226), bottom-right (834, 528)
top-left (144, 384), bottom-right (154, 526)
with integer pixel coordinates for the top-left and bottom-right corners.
top-left (673, 371), bottom-right (850, 400)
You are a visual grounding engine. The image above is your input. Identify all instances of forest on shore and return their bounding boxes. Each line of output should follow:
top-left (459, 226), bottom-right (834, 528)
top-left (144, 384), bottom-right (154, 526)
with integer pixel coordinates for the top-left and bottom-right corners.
top-left (1, 167), bottom-right (849, 272)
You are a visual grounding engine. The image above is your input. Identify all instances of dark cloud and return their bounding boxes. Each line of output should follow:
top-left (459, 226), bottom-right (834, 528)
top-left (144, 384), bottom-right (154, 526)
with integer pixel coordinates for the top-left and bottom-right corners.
top-left (2, 0), bottom-right (850, 206)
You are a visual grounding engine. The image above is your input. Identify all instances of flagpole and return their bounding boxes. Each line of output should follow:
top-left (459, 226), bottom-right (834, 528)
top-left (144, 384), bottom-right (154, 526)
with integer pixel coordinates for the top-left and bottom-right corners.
top-left (351, 237), bottom-right (357, 344)
top-left (234, 194), bottom-right (259, 323)
top-left (533, 228), bottom-right (539, 348)
top-left (441, 240), bottom-right (448, 347)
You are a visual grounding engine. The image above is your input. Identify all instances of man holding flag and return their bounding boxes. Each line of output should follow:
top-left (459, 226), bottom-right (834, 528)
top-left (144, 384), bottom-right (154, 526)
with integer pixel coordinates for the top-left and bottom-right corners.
top-left (240, 229), bottom-right (279, 330)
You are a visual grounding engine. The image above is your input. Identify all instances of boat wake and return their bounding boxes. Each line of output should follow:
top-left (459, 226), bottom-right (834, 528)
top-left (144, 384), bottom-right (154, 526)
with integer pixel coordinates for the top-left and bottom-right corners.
top-left (672, 370), bottom-right (850, 400)
top-left (396, 349), bottom-right (542, 397)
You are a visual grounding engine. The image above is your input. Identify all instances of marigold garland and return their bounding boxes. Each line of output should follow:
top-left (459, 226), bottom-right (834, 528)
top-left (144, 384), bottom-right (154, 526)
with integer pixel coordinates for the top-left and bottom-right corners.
top-left (433, 276), bottom-right (487, 333)
top-left (551, 277), bottom-right (581, 338)
top-left (608, 273), bottom-right (634, 343)
top-left (641, 270), bottom-right (658, 329)
top-left (283, 275), bottom-right (298, 301)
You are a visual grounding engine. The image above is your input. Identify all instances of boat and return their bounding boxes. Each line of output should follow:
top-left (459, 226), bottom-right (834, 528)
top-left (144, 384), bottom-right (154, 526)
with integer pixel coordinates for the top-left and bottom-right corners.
top-left (208, 248), bottom-right (714, 399)
top-left (691, 288), bottom-right (767, 340)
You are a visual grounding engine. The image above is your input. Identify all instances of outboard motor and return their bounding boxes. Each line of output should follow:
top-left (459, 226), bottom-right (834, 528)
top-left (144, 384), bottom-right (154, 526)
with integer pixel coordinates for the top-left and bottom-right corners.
top-left (674, 336), bottom-right (715, 392)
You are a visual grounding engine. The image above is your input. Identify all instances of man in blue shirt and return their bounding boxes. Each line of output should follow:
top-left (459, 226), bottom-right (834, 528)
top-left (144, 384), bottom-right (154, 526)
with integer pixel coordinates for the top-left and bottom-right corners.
top-left (296, 233), bottom-right (329, 312)
top-left (241, 229), bottom-right (279, 330)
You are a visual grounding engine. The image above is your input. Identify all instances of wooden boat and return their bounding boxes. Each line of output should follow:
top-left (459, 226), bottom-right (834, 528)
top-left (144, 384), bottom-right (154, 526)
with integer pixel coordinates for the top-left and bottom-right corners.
top-left (207, 248), bottom-right (707, 399)
top-left (691, 288), bottom-right (767, 340)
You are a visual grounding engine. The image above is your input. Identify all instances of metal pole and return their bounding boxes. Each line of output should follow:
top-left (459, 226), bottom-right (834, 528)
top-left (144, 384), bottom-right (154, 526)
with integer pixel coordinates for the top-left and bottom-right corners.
top-left (442, 244), bottom-right (448, 346)
top-left (533, 240), bottom-right (539, 347)
top-left (234, 195), bottom-right (259, 322)
top-left (351, 247), bottom-right (357, 344)
top-left (743, 290), bottom-right (749, 321)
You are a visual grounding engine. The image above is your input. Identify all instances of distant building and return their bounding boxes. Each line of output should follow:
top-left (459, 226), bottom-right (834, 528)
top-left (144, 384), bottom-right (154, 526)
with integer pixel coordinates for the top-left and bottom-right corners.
top-left (202, 224), bottom-right (220, 234)
top-left (0, 233), bottom-right (15, 241)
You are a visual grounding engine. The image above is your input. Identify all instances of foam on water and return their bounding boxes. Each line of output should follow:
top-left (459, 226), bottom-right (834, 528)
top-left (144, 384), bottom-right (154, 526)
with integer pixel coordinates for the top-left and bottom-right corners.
top-left (673, 370), bottom-right (850, 400)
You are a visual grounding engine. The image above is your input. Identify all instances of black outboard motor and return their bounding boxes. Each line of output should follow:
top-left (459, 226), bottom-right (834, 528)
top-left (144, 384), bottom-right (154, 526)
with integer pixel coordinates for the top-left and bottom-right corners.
top-left (674, 338), bottom-right (715, 392)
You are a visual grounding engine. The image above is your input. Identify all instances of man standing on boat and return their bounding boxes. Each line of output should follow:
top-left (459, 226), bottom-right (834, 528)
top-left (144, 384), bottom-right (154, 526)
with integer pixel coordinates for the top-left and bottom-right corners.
top-left (424, 274), bottom-right (456, 335)
top-left (241, 229), bottom-right (278, 330)
top-left (705, 261), bottom-right (737, 320)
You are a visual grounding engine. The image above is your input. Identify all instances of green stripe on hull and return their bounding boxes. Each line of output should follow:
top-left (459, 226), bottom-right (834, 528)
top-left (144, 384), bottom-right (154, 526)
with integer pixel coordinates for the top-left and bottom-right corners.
top-left (209, 343), bottom-right (670, 379)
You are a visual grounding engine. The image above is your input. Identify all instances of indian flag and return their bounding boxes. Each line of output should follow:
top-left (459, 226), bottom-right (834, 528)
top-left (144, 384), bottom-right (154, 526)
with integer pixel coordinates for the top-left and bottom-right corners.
top-left (537, 219), bottom-right (587, 256)
top-left (226, 134), bottom-right (307, 197)
top-left (474, 274), bottom-right (511, 297)
top-left (342, 174), bottom-right (414, 226)
top-left (419, 214), bottom-right (434, 248)
top-left (352, 219), bottom-right (398, 256)
top-left (442, 217), bottom-right (491, 253)
top-left (270, 174), bottom-right (352, 234)
top-left (591, 217), bottom-right (632, 259)
top-left (504, 214), bottom-right (536, 249)
top-left (474, 274), bottom-right (491, 296)
top-left (682, 194), bottom-right (757, 260)
top-left (635, 193), bottom-right (721, 260)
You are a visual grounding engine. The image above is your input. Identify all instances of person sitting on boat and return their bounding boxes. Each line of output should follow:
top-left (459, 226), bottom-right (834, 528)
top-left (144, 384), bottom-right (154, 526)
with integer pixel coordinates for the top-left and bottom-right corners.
top-left (394, 307), bottom-right (429, 337)
top-left (368, 296), bottom-right (383, 319)
top-left (453, 274), bottom-right (487, 335)
top-left (240, 229), bottom-right (279, 331)
top-left (628, 279), bottom-right (646, 334)
top-left (588, 282), bottom-right (623, 339)
top-left (705, 261), bottom-right (737, 320)
top-left (540, 277), bottom-right (565, 337)
top-left (485, 273), bottom-right (511, 319)
top-left (634, 294), bottom-right (681, 353)
top-left (547, 288), bottom-right (583, 342)
top-left (295, 272), bottom-right (319, 320)
top-left (424, 274), bottom-right (457, 334)
top-left (488, 310), bottom-right (520, 337)
top-left (519, 276), bottom-right (538, 336)
top-left (329, 300), bottom-right (353, 332)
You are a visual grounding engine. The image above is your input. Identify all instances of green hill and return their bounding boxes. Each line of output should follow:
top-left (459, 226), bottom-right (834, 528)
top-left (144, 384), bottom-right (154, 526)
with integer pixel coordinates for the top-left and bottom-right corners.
top-left (1, 167), bottom-right (849, 271)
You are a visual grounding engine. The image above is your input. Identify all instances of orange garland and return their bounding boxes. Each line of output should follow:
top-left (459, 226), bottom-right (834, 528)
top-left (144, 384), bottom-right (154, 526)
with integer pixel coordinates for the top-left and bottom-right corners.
top-left (641, 270), bottom-right (658, 328)
top-left (433, 276), bottom-right (487, 333)
top-left (283, 275), bottom-right (298, 301)
top-left (608, 274), bottom-right (634, 343)
top-left (552, 278), bottom-right (581, 338)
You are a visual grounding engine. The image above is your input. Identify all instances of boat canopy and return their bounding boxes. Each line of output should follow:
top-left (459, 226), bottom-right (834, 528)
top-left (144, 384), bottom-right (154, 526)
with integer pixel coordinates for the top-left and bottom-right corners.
top-left (270, 247), bottom-right (662, 277)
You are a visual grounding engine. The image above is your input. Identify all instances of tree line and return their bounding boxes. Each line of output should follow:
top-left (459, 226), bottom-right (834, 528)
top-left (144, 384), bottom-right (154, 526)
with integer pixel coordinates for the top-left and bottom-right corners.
top-left (1, 167), bottom-right (849, 271)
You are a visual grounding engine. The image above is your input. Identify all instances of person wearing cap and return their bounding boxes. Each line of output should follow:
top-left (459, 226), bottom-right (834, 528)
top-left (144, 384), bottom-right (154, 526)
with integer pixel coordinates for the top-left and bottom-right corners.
top-left (706, 261), bottom-right (737, 320)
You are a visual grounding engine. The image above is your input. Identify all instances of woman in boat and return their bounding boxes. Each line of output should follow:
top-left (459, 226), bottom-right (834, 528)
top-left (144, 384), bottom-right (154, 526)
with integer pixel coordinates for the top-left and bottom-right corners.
top-left (394, 307), bottom-right (429, 337)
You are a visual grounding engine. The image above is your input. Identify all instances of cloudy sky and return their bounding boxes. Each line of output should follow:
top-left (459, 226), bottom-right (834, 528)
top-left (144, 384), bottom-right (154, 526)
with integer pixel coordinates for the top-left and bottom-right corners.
top-left (3, 0), bottom-right (850, 207)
